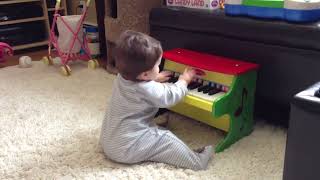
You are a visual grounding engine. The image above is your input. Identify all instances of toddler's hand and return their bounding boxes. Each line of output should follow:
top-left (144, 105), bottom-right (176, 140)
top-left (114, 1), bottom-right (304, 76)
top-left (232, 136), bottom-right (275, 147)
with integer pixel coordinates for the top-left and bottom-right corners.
top-left (155, 71), bottom-right (172, 83)
top-left (179, 68), bottom-right (205, 84)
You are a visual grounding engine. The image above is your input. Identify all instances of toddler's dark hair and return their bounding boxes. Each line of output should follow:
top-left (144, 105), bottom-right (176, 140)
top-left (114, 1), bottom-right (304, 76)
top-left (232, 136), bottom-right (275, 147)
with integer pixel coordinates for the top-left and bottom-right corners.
top-left (114, 30), bottom-right (163, 81)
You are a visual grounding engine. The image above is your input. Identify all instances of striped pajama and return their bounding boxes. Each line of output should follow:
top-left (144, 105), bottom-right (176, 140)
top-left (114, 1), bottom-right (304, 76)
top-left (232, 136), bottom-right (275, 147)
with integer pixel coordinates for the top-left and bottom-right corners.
top-left (100, 74), bottom-right (213, 170)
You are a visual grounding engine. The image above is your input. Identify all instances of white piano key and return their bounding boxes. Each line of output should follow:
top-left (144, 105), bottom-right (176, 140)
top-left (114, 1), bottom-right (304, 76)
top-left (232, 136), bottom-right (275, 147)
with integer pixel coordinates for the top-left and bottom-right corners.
top-left (188, 89), bottom-right (225, 102)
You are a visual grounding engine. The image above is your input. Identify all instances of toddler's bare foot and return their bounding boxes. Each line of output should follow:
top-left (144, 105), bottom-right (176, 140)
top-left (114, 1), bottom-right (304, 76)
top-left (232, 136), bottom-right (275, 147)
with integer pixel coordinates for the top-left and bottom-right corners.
top-left (194, 145), bottom-right (214, 170)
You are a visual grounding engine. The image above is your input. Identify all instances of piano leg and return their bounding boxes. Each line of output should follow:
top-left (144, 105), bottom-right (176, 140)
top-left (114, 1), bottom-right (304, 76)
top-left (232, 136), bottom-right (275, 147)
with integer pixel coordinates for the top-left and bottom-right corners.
top-left (214, 70), bottom-right (257, 152)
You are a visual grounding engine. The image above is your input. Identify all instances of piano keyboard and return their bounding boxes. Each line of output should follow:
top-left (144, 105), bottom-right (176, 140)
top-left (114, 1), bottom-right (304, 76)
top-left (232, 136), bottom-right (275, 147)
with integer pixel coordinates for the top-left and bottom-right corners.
top-left (167, 72), bottom-right (229, 102)
top-left (168, 72), bottom-right (229, 102)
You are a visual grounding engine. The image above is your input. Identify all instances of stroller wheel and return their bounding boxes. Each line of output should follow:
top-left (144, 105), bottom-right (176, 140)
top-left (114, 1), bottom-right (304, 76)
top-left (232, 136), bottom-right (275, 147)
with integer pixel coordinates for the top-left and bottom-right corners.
top-left (88, 59), bottom-right (98, 69)
top-left (94, 59), bottom-right (100, 67)
top-left (88, 59), bottom-right (97, 69)
top-left (42, 56), bottom-right (53, 65)
top-left (60, 65), bottom-right (71, 76)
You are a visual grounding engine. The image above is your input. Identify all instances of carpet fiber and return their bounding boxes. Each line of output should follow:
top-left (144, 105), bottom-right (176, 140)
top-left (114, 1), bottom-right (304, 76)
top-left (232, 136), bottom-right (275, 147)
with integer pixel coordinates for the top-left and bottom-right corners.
top-left (0, 61), bottom-right (286, 179)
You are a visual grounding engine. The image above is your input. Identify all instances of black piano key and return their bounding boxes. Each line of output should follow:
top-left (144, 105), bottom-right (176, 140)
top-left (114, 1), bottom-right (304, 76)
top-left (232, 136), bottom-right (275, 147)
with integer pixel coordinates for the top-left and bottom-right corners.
top-left (187, 82), bottom-right (195, 89)
top-left (203, 86), bottom-right (212, 94)
top-left (168, 73), bottom-right (179, 82)
top-left (197, 85), bottom-right (209, 92)
top-left (168, 76), bottom-right (175, 83)
top-left (172, 77), bottom-right (179, 83)
top-left (188, 82), bottom-right (202, 90)
top-left (208, 88), bottom-right (220, 95)
top-left (194, 83), bottom-right (202, 89)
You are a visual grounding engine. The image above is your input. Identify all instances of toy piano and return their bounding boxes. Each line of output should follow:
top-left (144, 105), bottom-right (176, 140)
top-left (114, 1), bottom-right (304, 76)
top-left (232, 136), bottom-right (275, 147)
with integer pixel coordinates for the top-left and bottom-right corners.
top-left (163, 48), bottom-right (259, 152)
top-left (225, 0), bottom-right (320, 22)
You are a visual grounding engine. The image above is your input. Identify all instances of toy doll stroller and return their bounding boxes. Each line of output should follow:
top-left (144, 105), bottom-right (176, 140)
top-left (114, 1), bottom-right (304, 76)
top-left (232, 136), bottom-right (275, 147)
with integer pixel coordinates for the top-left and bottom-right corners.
top-left (0, 42), bottom-right (13, 63)
top-left (42, 0), bottom-right (99, 76)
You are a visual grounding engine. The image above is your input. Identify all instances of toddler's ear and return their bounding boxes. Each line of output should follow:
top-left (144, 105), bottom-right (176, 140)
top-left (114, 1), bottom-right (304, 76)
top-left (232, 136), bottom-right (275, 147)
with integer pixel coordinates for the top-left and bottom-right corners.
top-left (137, 71), bottom-right (149, 81)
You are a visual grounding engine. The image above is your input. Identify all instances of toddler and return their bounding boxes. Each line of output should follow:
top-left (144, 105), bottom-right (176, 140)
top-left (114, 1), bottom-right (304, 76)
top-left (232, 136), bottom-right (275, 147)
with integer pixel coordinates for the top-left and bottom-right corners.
top-left (100, 30), bottom-right (213, 170)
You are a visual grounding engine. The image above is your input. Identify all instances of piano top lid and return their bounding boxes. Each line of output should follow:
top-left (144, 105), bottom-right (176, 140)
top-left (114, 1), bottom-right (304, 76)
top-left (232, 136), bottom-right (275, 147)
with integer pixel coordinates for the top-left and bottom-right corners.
top-left (163, 48), bottom-right (259, 75)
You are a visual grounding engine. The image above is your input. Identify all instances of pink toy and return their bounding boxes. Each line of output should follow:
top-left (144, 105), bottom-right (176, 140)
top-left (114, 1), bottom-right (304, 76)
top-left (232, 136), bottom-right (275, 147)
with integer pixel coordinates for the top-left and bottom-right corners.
top-left (43, 0), bottom-right (98, 76)
top-left (0, 42), bottom-right (13, 63)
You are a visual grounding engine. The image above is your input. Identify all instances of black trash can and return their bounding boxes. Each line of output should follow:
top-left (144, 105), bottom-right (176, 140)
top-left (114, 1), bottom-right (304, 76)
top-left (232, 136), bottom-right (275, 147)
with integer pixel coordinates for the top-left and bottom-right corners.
top-left (283, 82), bottom-right (320, 180)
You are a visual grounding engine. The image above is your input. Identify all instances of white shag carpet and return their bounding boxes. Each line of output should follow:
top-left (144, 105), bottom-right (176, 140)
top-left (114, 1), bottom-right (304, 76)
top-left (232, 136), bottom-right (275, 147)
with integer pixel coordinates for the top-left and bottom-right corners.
top-left (0, 61), bottom-right (287, 179)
